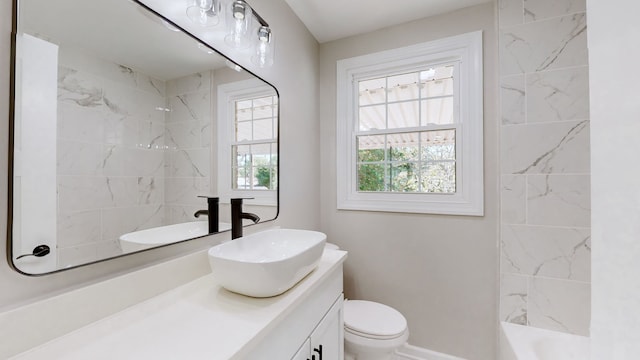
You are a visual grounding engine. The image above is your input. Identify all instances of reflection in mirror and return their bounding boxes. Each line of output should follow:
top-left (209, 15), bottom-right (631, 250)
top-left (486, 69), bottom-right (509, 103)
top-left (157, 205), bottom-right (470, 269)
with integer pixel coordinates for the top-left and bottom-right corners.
top-left (10, 0), bottom-right (278, 274)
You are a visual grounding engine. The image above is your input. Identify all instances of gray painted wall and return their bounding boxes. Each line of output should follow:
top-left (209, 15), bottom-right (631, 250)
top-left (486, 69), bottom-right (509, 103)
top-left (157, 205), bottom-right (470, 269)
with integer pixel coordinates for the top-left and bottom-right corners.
top-left (318, 3), bottom-right (499, 359)
top-left (589, 0), bottom-right (640, 357)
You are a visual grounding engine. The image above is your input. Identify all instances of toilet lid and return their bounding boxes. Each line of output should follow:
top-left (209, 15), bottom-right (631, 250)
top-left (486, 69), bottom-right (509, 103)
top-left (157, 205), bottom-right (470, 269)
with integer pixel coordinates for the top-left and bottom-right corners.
top-left (344, 300), bottom-right (407, 338)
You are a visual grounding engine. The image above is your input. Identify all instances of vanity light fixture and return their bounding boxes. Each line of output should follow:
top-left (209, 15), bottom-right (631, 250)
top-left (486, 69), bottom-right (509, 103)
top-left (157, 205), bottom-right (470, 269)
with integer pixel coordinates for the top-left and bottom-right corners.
top-left (252, 25), bottom-right (274, 68)
top-left (161, 20), bottom-right (182, 32)
top-left (197, 42), bottom-right (216, 54)
top-left (185, 0), bottom-right (274, 67)
top-left (186, 0), bottom-right (221, 27)
top-left (224, 0), bottom-right (253, 49)
top-left (225, 59), bottom-right (243, 72)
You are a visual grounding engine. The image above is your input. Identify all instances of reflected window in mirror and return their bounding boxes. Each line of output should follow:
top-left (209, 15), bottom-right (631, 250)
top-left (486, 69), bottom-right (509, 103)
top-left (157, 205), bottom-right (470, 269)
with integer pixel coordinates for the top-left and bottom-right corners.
top-left (218, 79), bottom-right (278, 206)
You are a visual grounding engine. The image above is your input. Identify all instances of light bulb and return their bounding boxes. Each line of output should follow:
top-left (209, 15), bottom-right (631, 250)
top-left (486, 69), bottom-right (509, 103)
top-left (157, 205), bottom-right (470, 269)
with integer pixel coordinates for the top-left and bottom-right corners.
top-left (251, 26), bottom-right (274, 68)
top-left (225, 60), bottom-right (243, 72)
top-left (186, 0), bottom-right (220, 27)
top-left (225, 0), bottom-right (252, 48)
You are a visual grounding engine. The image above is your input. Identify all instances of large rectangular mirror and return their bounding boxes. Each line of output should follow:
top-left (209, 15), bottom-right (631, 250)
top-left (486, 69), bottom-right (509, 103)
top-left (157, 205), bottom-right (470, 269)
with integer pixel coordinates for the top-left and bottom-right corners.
top-left (9, 0), bottom-right (278, 275)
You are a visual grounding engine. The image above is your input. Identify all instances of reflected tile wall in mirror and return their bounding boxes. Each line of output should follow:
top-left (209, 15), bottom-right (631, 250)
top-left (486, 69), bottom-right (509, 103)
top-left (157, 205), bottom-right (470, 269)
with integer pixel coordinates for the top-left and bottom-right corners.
top-left (56, 47), bottom-right (167, 267)
top-left (11, 0), bottom-right (278, 274)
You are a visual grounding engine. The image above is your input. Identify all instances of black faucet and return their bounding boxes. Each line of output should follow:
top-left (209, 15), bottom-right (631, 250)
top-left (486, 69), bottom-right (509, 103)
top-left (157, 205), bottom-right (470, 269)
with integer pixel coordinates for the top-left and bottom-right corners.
top-left (230, 198), bottom-right (260, 239)
top-left (195, 196), bottom-right (219, 234)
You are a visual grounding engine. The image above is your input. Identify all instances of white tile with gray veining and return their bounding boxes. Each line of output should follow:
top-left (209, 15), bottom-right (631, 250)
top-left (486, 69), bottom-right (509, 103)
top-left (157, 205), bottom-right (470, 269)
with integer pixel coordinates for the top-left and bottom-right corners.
top-left (527, 175), bottom-right (590, 227)
top-left (57, 210), bottom-right (102, 248)
top-left (100, 145), bottom-right (128, 176)
top-left (129, 88), bottom-right (167, 121)
top-left (138, 118), bottom-right (165, 150)
top-left (99, 82), bottom-right (138, 118)
top-left (167, 90), bottom-right (211, 123)
top-left (500, 273), bottom-right (528, 325)
top-left (127, 149), bottom-right (165, 177)
top-left (165, 205), bottom-right (206, 226)
top-left (167, 148), bottom-right (210, 178)
top-left (524, 0), bottom-right (586, 23)
top-left (166, 72), bottom-right (212, 97)
top-left (165, 177), bottom-right (210, 206)
top-left (201, 121), bottom-right (212, 147)
top-left (527, 66), bottom-right (589, 123)
top-left (138, 176), bottom-right (164, 206)
top-left (58, 67), bottom-right (105, 109)
top-left (165, 121), bottom-right (204, 149)
top-left (103, 177), bottom-right (139, 208)
top-left (57, 243), bottom-right (100, 269)
top-left (101, 205), bottom-right (164, 242)
top-left (102, 116), bottom-right (139, 147)
top-left (57, 102), bottom-right (104, 143)
top-left (500, 13), bottom-right (587, 75)
top-left (136, 73), bottom-right (167, 97)
top-left (501, 175), bottom-right (527, 224)
top-left (58, 176), bottom-right (109, 213)
top-left (96, 239), bottom-right (124, 258)
top-left (501, 74), bottom-right (526, 125)
top-left (501, 224), bottom-right (591, 281)
top-left (100, 207), bottom-right (140, 244)
top-left (499, 0), bottom-right (524, 28)
top-left (501, 120), bottom-right (590, 174)
top-left (528, 277), bottom-right (590, 336)
top-left (58, 140), bottom-right (103, 176)
top-left (60, 47), bottom-right (139, 91)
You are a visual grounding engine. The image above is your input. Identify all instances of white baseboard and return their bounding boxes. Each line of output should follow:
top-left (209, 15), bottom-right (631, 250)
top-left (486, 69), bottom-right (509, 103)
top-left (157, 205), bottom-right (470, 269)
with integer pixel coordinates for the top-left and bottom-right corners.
top-left (394, 343), bottom-right (467, 360)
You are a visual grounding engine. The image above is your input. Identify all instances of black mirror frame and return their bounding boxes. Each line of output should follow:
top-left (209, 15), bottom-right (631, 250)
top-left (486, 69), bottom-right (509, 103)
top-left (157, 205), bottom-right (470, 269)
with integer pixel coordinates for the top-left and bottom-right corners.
top-left (6, 0), bottom-right (280, 276)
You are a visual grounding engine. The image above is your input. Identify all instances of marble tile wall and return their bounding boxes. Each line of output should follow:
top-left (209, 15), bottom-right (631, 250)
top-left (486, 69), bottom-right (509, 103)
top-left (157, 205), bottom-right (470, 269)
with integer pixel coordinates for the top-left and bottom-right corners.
top-left (164, 72), bottom-right (212, 225)
top-left (56, 48), bottom-right (167, 267)
top-left (498, 0), bottom-right (591, 336)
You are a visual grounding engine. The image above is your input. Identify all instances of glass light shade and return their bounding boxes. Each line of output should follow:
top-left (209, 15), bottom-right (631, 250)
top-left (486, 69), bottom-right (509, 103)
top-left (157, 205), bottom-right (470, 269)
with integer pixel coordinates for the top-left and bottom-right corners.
top-left (251, 26), bottom-right (274, 68)
top-left (186, 0), bottom-right (220, 27)
top-left (225, 59), bottom-right (243, 72)
top-left (224, 0), bottom-right (253, 48)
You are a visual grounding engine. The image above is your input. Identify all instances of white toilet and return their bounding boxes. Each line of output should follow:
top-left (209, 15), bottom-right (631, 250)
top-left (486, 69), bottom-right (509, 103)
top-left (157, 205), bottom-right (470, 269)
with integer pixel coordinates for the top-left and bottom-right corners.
top-left (324, 243), bottom-right (409, 360)
top-left (343, 300), bottom-right (409, 360)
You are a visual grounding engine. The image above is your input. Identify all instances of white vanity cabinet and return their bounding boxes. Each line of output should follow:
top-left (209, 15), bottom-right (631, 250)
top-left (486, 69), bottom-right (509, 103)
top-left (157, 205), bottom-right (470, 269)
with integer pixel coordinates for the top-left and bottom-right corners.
top-left (243, 261), bottom-right (345, 360)
top-left (7, 251), bottom-right (348, 360)
top-left (292, 339), bottom-right (312, 360)
top-left (293, 296), bottom-right (344, 360)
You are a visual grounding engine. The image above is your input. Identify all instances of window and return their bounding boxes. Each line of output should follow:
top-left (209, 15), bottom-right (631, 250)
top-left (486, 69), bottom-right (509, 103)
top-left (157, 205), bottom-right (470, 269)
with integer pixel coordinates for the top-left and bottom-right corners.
top-left (336, 31), bottom-right (483, 215)
top-left (218, 79), bottom-right (278, 205)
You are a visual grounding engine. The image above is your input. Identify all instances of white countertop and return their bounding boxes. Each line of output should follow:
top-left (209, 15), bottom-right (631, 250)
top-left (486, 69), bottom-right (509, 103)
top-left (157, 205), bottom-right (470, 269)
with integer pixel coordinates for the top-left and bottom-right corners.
top-left (11, 250), bottom-right (347, 360)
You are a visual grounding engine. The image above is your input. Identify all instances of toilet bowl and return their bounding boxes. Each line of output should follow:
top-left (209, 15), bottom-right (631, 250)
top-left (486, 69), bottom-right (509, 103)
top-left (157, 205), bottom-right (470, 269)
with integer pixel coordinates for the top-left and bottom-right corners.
top-left (343, 300), bottom-right (409, 360)
top-left (324, 243), bottom-right (409, 360)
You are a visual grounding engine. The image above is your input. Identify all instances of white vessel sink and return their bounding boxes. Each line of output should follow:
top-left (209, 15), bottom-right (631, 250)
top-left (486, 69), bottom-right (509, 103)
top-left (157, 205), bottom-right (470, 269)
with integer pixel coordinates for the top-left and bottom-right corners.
top-left (208, 228), bottom-right (327, 297)
top-left (119, 221), bottom-right (231, 253)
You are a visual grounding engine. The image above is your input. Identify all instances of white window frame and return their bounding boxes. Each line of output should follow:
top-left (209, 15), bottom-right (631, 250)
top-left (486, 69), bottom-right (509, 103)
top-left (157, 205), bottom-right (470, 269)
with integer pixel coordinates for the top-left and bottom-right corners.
top-left (336, 31), bottom-right (483, 216)
top-left (217, 78), bottom-right (277, 206)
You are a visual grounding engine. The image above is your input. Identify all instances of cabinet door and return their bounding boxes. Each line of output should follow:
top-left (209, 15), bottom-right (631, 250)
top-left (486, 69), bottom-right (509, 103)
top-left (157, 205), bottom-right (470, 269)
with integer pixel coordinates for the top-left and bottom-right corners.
top-left (291, 338), bottom-right (311, 360)
top-left (310, 296), bottom-right (343, 360)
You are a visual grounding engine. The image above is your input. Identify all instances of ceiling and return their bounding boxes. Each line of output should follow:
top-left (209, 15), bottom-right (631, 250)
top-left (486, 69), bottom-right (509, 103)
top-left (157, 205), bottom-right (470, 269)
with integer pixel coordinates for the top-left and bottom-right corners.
top-left (20, 0), bottom-right (227, 80)
top-left (284, 0), bottom-right (492, 43)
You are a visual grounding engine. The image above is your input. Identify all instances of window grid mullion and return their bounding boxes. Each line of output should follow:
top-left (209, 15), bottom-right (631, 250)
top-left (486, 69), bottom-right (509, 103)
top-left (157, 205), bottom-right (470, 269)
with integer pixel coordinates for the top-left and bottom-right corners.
top-left (359, 94), bottom-right (453, 109)
top-left (355, 67), bottom-right (457, 195)
top-left (418, 71), bottom-right (424, 192)
top-left (356, 124), bottom-right (458, 137)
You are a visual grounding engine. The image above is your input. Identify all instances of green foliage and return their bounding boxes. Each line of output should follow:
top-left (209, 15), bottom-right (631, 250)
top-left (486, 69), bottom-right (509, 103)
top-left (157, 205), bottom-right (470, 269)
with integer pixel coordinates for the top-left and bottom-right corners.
top-left (256, 167), bottom-right (272, 189)
top-left (357, 144), bottom-right (456, 193)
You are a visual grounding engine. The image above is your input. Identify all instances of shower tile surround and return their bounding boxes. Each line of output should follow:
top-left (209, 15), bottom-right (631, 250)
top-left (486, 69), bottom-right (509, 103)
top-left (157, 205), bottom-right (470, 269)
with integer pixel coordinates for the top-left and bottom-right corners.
top-left (55, 47), bottom-right (211, 267)
top-left (498, 0), bottom-right (591, 336)
top-left (163, 73), bottom-right (212, 226)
